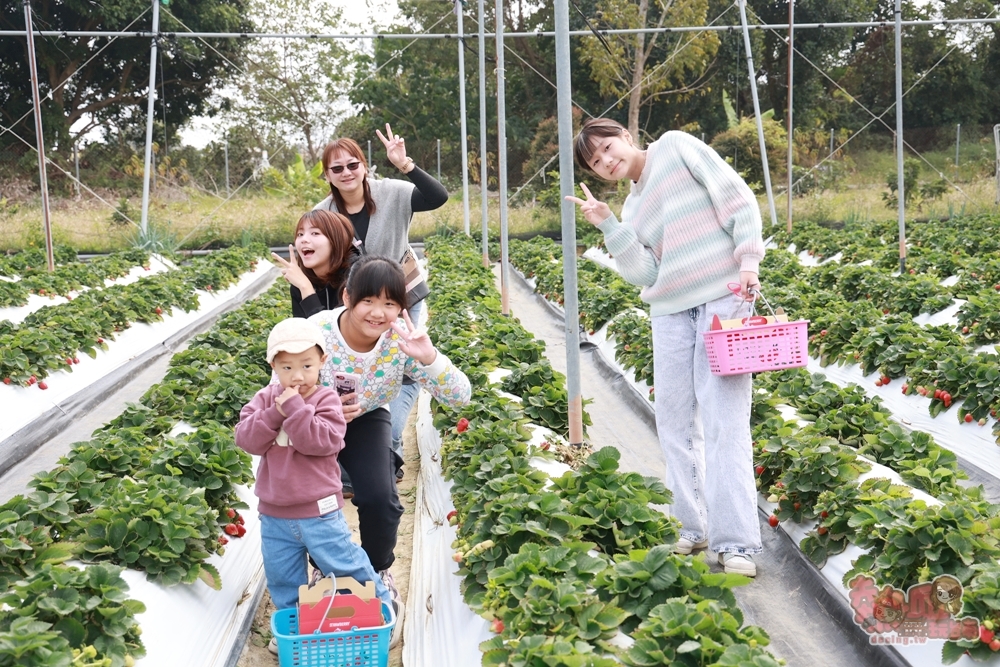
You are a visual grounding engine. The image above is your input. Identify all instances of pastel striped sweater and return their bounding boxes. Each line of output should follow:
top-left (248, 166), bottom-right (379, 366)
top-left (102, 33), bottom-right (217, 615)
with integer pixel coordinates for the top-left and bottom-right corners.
top-left (597, 131), bottom-right (765, 316)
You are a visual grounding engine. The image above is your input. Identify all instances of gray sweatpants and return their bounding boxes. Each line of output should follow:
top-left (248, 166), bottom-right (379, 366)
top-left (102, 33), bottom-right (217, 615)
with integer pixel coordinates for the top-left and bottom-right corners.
top-left (651, 291), bottom-right (762, 555)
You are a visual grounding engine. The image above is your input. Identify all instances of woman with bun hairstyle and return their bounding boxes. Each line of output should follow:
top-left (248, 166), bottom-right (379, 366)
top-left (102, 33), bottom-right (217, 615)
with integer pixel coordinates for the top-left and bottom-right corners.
top-left (272, 209), bottom-right (361, 317)
top-left (567, 117), bottom-right (765, 578)
top-left (315, 125), bottom-right (448, 477)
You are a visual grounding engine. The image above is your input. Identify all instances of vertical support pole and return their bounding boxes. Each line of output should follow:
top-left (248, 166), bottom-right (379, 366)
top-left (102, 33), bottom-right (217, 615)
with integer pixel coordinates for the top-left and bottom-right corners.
top-left (368, 140), bottom-right (372, 168)
top-left (737, 0), bottom-right (778, 227)
top-left (786, 0), bottom-right (794, 233)
top-left (495, 0), bottom-right (510, 315)
top-left (955, 123), bottom-right (961, 174)
top-left (478, 0), bottom-right (489, 266)
top-left (456, 0), bottom-right (471, 235)
top-left (437, 138), bottom-right (441, 181)
top-left (894, 0), bottom-right (906, 273)
top-left (139, 0), bottom-right (160, 235)
top-left (829, 128), bottom-right (834, 159)
top-left (224, 140), bottom-right (231, 196)
top-left (23, 0), bottom-right (54, 272)
top-left (994, 123), bottom-right (1000, 205)
top-left (554, 0), bottom-right (583, 446)
top-left (73, 141), bottom-right (80, 199)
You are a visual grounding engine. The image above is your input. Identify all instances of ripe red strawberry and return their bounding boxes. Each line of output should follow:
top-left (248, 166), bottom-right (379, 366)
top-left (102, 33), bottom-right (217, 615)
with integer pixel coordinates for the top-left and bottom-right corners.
top-left (66, 358), bottom-right (73, 366)
top-left (236, 514), bottom-right (245, 525)
top-left (446, 510), bottom-right (458, 521)
top-left (875, 378), bottom-right (883, 387)
top-left (994, 284), bottom-right (1000, 291)
top-left (768, 515), bottom-right (779, 528)
top-left (981, 627), bottom-right (995, 644)
top-left (73, 357), bottom-right (79, 364)
top-left (224, 523), bottom-right (239, 536)
top-left (225, 508), bottom-right (236, 519)
top-left (218, 535), bottom-right (229, 545)
top-left (97, 338), bottom-right (104, 344)
top-left (456, 418), bottom-right (470, 433)
top-left (965, 413), bottom-right (974, 423)
top-left (28, 375), bottom-right (36, 385)
top-left (817, 526), bottom-right (828, 535)
top-left (38, 381), bottom-right (48, 390)
top-left (755, 465), bottom-right (765, 476)
top-left (882, 308), bottom-right (890, 314)
top-left (793, 502), bottom-right (801, 511)
top-left (820, 511), bottom-right (829, 518)
top-left (155, 307), bottom-right (162, 315)
top-left (880, 376), bottom-right (890, 385)
top-left (901, 384), bottom-right (908, 394)
top-left (235, 524), bottom-right (247, 537)
top-left (491, 618), bottom-right (505, 634)
top-left (991, 638), bottom-right (1000, 652)
top-left (540, 441), bottom-right (551, 451)
top-left (2, 378), bottom-right (9, 385)
top-left (963, 326), bottom-right (970, 334)
top-left (820, 329), bottom-right (828, 336)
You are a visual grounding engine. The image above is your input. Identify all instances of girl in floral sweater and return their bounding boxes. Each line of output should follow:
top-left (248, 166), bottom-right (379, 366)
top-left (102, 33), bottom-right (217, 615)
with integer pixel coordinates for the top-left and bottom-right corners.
top-left (308, 254), bottom-right (471, 620)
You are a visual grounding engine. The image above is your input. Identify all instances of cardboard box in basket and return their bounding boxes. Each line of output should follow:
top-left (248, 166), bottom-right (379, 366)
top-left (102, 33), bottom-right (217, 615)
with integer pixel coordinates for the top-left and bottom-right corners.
top-left (710, 308), bottom-right (788, 331)
top-left (297, 576), bottom-right (383, 635)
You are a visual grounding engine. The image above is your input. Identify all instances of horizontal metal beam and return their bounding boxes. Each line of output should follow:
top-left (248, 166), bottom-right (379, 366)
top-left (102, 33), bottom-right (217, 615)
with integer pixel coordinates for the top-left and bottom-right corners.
top-left (2, 17), bottom-right (999, 40)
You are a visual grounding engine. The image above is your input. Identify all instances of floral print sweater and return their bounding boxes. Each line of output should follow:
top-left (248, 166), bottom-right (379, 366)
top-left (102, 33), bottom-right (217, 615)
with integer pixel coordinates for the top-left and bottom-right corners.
top-left (309, 306), bottom-right (471, 414)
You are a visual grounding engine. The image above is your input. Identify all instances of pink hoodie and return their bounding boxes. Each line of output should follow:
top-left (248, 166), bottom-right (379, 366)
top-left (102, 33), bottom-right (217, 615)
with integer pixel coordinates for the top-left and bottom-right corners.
top-left (235, 384), bottom-right (348, 519)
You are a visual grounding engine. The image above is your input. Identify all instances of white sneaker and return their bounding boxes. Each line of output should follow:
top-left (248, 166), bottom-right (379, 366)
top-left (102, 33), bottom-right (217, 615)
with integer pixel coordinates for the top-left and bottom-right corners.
top-left (718, 552), bottom-right (757, 577)
top-left (268, 636), bottom-right (279, 655)
top-left (673, 537), bottom-right (709, 555)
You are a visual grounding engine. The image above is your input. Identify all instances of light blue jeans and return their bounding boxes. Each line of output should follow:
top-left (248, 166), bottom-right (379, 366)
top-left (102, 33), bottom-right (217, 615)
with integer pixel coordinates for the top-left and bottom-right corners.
top-left (260, 510), bottom-right (391, 610)
top-left (651, 291), bottom-right (762, 555)
top-left (389, 298), bottom-right (424, 461)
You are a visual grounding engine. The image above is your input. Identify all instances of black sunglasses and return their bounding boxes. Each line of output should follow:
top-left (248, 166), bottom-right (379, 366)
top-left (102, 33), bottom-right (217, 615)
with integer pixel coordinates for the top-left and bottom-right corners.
top-left (327, 161), bottom-right (362, 174)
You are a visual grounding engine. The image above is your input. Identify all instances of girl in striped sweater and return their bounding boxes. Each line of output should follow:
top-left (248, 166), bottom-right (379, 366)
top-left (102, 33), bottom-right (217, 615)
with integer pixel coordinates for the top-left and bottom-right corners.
top-left (568, 118), bottom-right (765, 577)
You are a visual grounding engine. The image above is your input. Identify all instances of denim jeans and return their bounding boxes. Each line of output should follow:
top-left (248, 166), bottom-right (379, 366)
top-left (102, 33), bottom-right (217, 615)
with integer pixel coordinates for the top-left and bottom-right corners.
top-left (651, 291), bottom-right (762, 555)
top-left (260, 510), bottom-right (391, 610)
top-left (341, 298), bottom-right (423, 489)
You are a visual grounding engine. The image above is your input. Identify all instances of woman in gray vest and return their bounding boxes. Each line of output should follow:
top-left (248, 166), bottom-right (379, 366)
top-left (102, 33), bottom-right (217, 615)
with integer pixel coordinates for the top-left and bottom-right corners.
top-left (314, 125), bottom-right (448, 483)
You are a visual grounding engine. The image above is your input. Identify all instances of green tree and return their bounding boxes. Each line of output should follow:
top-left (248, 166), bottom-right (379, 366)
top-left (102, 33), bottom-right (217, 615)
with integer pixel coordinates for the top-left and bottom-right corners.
top-left (0, 0), bottom-right (251, 157)
top-left (577, 0), bottom-right (720, 142)
top-left (217, 0), bottom-right (352, 164)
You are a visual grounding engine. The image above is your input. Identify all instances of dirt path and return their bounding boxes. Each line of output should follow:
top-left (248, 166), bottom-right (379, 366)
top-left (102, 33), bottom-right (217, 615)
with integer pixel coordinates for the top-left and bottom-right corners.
top-left (237, 411), bottom-right (419, 667)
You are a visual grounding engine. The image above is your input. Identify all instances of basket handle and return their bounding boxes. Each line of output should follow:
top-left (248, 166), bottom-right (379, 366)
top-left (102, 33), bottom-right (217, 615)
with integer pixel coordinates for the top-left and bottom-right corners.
top-left (726, 282), bottom-right (778, 323)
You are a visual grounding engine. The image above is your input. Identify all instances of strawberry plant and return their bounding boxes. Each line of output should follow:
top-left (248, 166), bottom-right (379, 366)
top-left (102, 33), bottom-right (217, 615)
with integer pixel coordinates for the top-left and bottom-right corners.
top-left (941, 562), bottom-right (1000, 663)
top-left (550, 447), bottom-right (678, 555)
top-left (619, 598), bottom-right (773, 667)
top-left (594, 546), bottom-right (747, 634)
top-left (0, 504), bottom-right (75, 590)
top-left (956, 292), bottom-right (1000, 345)
top-left (769, 436), bottom-right (870, 523)
top-left (0, 563), bottom-right (145, 667)
top-left (71, 475), bottom-right (223, 589)
top-left (480, 633), bottom-right (619, 667)
top-left (481, 542), bottom-right (625, 642)
top-left (607, 311), bottom-right (654, 393)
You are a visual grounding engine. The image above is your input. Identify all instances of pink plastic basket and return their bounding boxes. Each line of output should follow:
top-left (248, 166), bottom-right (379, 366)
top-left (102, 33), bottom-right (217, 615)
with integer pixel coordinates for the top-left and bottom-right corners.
top-left (702, 286), bottom-right (809, 376)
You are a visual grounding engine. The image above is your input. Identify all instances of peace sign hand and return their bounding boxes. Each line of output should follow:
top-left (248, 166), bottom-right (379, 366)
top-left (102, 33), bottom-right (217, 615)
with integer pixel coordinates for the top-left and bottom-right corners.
top-left (271, 245), bottom-right (312, 293)
top-left (389, 309), bottom-right (437, 366)
top-left (375, 123), bottom-right (408, 171)
top-left (565, 182), bottom-right (613, 227)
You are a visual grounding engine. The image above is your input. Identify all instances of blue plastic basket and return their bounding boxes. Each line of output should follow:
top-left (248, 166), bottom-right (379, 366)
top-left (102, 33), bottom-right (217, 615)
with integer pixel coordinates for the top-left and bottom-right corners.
top-left (271, 601), bottom-right (394, 667)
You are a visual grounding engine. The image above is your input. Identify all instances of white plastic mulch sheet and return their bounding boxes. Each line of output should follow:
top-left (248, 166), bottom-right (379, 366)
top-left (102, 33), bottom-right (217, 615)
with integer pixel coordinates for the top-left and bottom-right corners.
top-left (0, 263), bottom-right (277, 445)
top-left (405, 392), bottom-right (491, 666)
top-left (0, 255), bottom-right (175, 325)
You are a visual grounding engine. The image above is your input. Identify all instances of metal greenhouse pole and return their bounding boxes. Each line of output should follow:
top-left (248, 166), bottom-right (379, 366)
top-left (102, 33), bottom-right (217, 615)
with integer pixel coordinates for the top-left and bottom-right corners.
top-left (456, 0), bottom-right (470, 235)
top-left (139, 0), bottom-right (161, 234)
top-left (786, 0), bottom-right (794, 233)
top-left (894, 0), bottom-right (907, 272)
top-left (23, 0), bottom-right (54, 272)
top-left (554, 0), bottom-right (583, 446)
top-left (994, 124), bottom-right (1000, 204)
top-left (737, 0), bottom-right (778, 227)
top-left (495, 0), bottom-right (510, 315)
top-left (478, 0), bottom-right (489, 266)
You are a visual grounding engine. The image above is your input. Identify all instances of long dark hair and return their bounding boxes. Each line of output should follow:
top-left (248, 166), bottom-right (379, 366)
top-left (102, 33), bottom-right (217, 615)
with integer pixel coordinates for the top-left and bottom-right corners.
top-left (343, 255), bottom-right (408, 312)
top-left (295, 210), bottom-right (357, 294)
top-left (322, 138), bottom-right (377, 216)
top-left (574, 117), bottom-right (627, 173)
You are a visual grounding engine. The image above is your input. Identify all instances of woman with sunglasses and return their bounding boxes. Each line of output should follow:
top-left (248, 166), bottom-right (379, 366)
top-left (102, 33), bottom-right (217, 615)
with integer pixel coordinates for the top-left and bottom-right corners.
top-left (313, 126), bottom-right (447, 485)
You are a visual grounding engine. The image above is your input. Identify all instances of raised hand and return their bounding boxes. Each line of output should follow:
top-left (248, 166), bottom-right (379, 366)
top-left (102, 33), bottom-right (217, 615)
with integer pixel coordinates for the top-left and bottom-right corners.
top-left (375, 123), bottom-right (408, 171)
top-left (275, 385), bottom-right (300, 416)
top-left (271, 245), bottom-right (312, 293)
top-left (388, 309), bottom-right (436, 366)
top-left (565, 182), bottom-right (613, 227)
